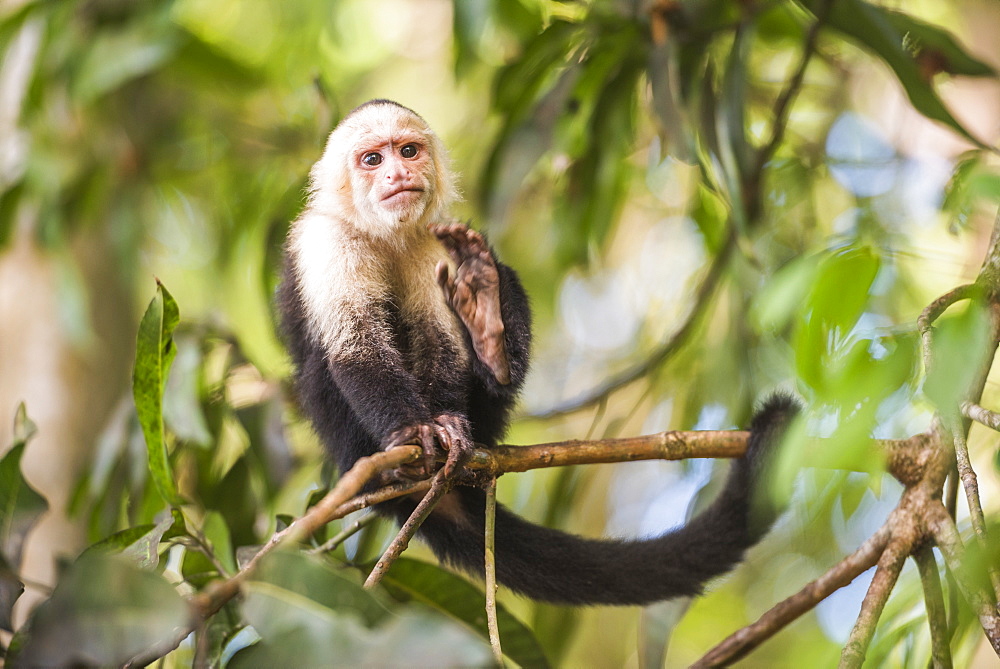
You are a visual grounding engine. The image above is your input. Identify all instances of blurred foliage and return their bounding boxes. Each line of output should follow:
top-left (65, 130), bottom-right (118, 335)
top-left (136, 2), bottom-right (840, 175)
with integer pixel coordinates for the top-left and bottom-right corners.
top-left (2, 0), bottom-right (1000, 666)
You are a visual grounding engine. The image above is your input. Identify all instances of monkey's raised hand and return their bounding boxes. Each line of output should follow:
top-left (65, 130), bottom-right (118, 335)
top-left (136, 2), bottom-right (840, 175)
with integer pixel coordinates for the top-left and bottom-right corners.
top-left (431, 223), bottom-right (512, 385)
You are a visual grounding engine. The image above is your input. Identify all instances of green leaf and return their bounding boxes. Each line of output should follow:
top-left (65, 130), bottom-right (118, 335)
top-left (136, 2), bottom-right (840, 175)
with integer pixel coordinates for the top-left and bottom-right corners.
top-left (557, 28), bottom-right (645, 263)
top-left (201, 511), bottom-right (236, 575)
top-left (182, 543), bottom-right (219, 588)
top-left (751, 253), bottom-right (823, 333)
top-left (202, 457), bottom-right (258, 548)
top-left (132, 280), bottom-right (183, 506)
top-left (798, 0), bottom-right (986, 147)
top-left (718, 25), bottom-right (753, 193)
top-left (236, 551), bottom-right (389, 666)
top-left (0, 405), bottom-right (47, 631)
top-left (171, 30), bottom-right (264, 89)
top-left (162, 335), bottom-right (212, 448)
top-left (451, 0), bottom-right (490, 78)
top-left (883, 9), bottom-right (995, 77)
top-left (0, 552), bottom-right (23, 633)
top-left (7, 553), bottom-right (187, 667)
top-left (793, 246), bottom-right (881, 393)
top-left (0, 553), bottom-right (24, 632)
top-left (638, 599), bottom-right (690, 669)
top-left (809, 245), bottom-right (880, 333)
top-left (925, 296), bottom-right (992, 411)
top-left (253, 551), bottom-right (388, 627)
top-left (72, 12), bottom-right (180, 103)
top-left (492, 20), bottom-right (579, 118)
top-left (83, 509), bottom-right (183, 569)
top-left (482, 20), bottom-right (581, 221)
top-left (648, 42), bottom-right (697, 164)
top-left (378, 558), bottom-right (550, 669)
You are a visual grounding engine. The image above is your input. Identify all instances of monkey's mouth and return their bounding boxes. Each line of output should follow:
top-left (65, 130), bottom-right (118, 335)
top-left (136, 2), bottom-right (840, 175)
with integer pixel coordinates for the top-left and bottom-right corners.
top-left (382, 187), bottom-right (424, 203)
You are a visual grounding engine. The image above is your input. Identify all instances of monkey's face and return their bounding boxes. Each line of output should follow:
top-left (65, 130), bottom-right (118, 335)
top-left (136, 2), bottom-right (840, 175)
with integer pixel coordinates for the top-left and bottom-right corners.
top-left (310, 102), bottom-right (459, 241)
top-left (350, 130), bottom-right (434, 225)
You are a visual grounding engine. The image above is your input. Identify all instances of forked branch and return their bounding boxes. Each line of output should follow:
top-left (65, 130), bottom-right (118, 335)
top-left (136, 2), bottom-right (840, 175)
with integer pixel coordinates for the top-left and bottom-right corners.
top-left (692, 526), bottom-right (891, 667)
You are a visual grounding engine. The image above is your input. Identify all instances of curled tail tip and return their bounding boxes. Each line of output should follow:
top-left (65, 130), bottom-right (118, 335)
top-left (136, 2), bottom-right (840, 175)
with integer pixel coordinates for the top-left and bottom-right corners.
top-left (751, 392), bottom-right (802, 430)
top-left (745, 392), bottom-right (801, 461)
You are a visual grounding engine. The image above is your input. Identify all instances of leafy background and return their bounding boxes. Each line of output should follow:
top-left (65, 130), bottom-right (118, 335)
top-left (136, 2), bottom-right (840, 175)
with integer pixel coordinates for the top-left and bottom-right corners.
top-left (2, 0), bottom-right (1000, 666)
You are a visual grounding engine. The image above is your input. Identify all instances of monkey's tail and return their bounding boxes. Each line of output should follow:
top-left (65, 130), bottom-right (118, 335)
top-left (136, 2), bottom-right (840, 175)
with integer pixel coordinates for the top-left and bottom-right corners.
top-left (411, 394), bottom-right (799, 605)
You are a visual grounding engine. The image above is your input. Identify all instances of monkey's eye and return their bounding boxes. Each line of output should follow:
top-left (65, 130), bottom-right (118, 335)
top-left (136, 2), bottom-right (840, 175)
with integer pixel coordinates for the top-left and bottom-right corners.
top-left (400, 144), bottom-right (418, 159)
top-left (361, 152), bottom-right (382, 167)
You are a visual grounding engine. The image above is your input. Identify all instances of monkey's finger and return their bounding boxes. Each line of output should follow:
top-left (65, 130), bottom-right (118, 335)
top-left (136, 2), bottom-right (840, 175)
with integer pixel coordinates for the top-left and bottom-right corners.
top-left (435, 419), bottom-right (470, 478)
top-left (444, 446), bottom-right (467, 479)
top-left (419, 424), bottom-right (437, 477)
top-left (443, 224), bottom-right (483, 260)
top-left (431, 223), bottom-right (463, 247)
top-left (384, 424), bottom-right (417, 450)
top-left (435, 261), bottom-right (453, 295)
top-left (432, 423), bottom-right (452, 452)
top-left (435, 233), bottom-right (466, 265)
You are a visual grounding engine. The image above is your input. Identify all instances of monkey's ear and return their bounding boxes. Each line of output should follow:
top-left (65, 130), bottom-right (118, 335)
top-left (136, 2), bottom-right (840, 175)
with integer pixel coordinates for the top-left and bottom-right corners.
top-left (428, 134), bottom-right (461, 210)
top-left (307, 150), bottom-right (355, 215)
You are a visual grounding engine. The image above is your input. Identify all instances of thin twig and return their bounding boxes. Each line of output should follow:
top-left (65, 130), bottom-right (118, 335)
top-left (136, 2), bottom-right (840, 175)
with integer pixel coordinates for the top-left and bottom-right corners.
top-left (961, 401), bottom-right (1000, 432)
top-left (929, 505), bottom-right (1000, 655)
top-left (839, 534), bottom-right (913, 668)
top-left (945, 469), bottom-right (958, 520)
top-left (917, 284), bottom-right (978, 331)
top-left (199, 445), bottom-right (421, 610)
top-left (942, 470), bottom-right (962, 646)
top-left (917, 284), bottom-right (978, 373)
top-left (949, 426), bottom-right (1000, 601)
top-left (308, 512), bottom-right (380, 555)
top-left (692, 525), bottom-right (891, 667)
top-left (194, 619), bottom-right (211, 669)
top-left (913, 545), bottom-right (952, 669)
top-left (527, 233), bottom-right (735, 419)
top-left (364, 469), bottom-right (452, 589)
top-left (484, 477), bottom-right (504, 666)
top-left (125, 445), bottom-right (423, 667)
top-left (333, 478), bottom-right (433, 517)
top-left (752, 0), bottom-right (829, 176)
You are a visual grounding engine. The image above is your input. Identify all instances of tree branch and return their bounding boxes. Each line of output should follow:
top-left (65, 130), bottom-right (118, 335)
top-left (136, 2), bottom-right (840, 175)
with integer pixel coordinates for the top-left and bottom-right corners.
top-left (364, 469), bottom-right (452, 589)
top-left (917, 283), bottom-right (979, 373)
top-left (961, 401), bottom-right (1000, 432)
top-left (913, 544), bottom-right (953, 669)
top-left (484, 477), bottom-right (504, 666)
top-left (126, 444), bottom-right (423, 667)
top-left (692, 525), bottom-right (891, 667)
top-left (839, 532), bottom-right (913, 668)
top-left (333, 477), bottom-right (432, 517)
top-left (308, 511), bottom-right (379, 555)
top-left (928, 504), bottom-right (1000, 655)
top-left (949, 427), bottom-right (1000, 601)
top-left (752, 0), bottom-right (829, 178)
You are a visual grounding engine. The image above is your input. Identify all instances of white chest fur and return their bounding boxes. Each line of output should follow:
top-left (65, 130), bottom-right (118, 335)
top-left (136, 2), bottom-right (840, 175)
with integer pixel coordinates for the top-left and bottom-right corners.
top-left (290, 213), bottom-right (467, 364)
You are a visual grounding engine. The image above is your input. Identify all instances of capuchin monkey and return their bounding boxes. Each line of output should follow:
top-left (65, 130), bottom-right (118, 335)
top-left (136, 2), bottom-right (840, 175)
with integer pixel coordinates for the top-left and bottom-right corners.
top-left (278, 99), bottom-right (799, 605)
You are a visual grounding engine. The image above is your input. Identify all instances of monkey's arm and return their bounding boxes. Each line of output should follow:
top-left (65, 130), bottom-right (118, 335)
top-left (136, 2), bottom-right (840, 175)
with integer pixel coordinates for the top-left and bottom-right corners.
top-left (433, 224), bottom-right (531, 394)
top-left (280, 265), bottom-right (464, 477)
top-left (490, 258), bottom-right (531, 394)
top-left (325, 317), bottom-right (474, 476)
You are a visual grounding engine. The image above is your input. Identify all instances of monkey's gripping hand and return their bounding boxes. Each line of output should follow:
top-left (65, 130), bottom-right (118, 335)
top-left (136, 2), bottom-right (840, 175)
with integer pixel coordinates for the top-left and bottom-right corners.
top-left (382, 413), bottom-right (474, 479)
top-left (431, 223), bottom-right (512, 385)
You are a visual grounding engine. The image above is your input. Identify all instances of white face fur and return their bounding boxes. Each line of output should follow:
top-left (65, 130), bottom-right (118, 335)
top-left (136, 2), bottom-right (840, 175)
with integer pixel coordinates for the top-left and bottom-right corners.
top-left (307, 102), bottom-right (459, 240)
